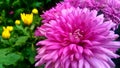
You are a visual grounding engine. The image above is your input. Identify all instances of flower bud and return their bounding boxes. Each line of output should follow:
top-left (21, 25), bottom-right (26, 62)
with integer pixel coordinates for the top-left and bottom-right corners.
top-left (2, 30), bottom-right (10, 39)
top-left (21, 13), bottom-right (33, 25)
top-left (15, 20), bottom-right (20, 25)
top-left (32, 8), bottom-right (38, 14)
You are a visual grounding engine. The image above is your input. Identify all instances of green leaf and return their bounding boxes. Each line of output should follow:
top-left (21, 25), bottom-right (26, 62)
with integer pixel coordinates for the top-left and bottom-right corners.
top-left (0, 26), bottom-right (2, 34)
top-left (1, 10), bottom-right (5, 17)
top-left (0, 48), bottom-right (11, 56)
top-left (0, 64), bottom-right (4, 68)
top-left (12, 0), bottom-right (20, 7)
top-left (0, 48), bottom-right (21, 66)
top-left (14, 8), bottom-right (24, 18)
top-left (29, 57), bottom-right (34, 64)
top-left (0, 48), bottom-right (12, 64)
top-left (32, 2), bottom-right (42, 8)
top-left (15, 25), bottom-right (23, 30)
top-left (3, 53), bottom-right (21, 65)
top-left (9, 37), bottom-right (16, 45)
top-left (15, 36), bottom-right (29, 46)
top-left (15, 25), bottom-right (28, 35)
top-left (1, 10), bottom-right (6, 24)
top-left (0, 38), bottom-right (10, 45)
top-left (25, 46), bottom-right (36, 64)
top-left (0, 2), bottom-right (3, 6)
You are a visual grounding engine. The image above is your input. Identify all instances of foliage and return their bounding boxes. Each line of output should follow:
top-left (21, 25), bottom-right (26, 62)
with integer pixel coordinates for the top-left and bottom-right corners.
top-left (0, 0), bottom-right (61, 68)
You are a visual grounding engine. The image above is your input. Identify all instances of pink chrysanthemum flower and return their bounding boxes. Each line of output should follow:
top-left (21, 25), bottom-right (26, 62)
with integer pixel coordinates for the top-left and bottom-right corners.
top-left (35, 7), bottom-right (120, 68)
top-left (64, 0), bottom-right (120, 26)
top-left (35, 2), bottom-right (72, 36)
top-left (41, 2), bottom-right (72, 23)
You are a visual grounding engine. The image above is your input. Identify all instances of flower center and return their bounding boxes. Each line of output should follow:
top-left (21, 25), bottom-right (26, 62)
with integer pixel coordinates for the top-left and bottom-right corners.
top-left (69, 29), bottom-right (84, 43)
top-left (73, 29), bottom-right (83, 38)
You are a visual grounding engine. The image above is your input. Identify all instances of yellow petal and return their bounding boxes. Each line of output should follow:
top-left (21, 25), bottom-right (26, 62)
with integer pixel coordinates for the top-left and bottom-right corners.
top-left (20, 13), bottom-right (33, 25)
top-left (6, 26), bottom-right (13, 32)
top-left (2, 30), bottom-right (10, 39)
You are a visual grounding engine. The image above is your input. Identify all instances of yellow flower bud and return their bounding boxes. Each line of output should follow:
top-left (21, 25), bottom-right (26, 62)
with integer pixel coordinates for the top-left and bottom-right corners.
top-left (3, 26), bottom-right (7, 31)
top-left (15, 20), bottom-right (20, 25)
top-left (32, 8), bottom-right (38, 14)
top-left (21, 13), bottom-right (33, 25)
top-left (2, 30), bottom-right (10, 39)
top-left (6, 26), bottom-right (13, 32)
